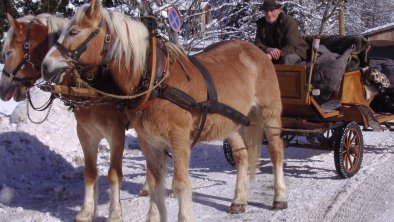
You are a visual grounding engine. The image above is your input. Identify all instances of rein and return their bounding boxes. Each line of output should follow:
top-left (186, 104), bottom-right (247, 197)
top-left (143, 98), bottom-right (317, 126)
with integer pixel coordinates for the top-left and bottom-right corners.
top-left (2, 21), bottom-right (41, 87)
top-left (73, 69), bottom-right (168, 100)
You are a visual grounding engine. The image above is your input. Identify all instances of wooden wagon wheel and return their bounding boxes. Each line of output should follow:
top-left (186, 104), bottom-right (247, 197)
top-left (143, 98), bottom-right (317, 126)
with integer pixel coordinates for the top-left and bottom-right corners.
top-left (334, 122), bottom-right (364, 178)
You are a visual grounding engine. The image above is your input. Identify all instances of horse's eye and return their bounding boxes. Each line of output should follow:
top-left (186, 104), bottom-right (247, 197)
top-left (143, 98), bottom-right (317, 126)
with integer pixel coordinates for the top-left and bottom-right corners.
top-left (4, 51), bottom-right (12, 58)
top-left (69, 29), bottom-right (80, 36)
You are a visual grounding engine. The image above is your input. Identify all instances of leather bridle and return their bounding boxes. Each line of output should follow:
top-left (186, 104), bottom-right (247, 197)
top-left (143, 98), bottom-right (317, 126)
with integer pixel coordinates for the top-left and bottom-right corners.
top-left (2, 21), bottom-right (41, 87)
top-left (54, 18), bottom-right (111, 73)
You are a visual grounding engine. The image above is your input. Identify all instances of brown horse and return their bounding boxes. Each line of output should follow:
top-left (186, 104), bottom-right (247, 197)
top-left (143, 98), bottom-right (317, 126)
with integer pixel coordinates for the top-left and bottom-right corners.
top-left (0, 13), bottom-right (150, 221)
top-left (41, 0), bottom-right (287, 221)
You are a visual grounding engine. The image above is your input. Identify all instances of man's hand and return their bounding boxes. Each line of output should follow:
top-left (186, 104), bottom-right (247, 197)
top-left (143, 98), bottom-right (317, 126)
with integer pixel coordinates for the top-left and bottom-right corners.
top-left (266, 47), bottom-right (281, 60)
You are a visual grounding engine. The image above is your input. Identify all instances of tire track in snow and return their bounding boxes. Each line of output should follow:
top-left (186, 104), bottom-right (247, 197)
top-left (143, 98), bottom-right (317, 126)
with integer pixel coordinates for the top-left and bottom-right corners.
top-left (323, 151), bottom-right (394, 222)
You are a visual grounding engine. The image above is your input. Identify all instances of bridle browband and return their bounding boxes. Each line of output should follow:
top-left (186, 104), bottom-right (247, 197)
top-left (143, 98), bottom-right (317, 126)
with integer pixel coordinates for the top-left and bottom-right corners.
top-left (2, 21), bottom-right (41, 87)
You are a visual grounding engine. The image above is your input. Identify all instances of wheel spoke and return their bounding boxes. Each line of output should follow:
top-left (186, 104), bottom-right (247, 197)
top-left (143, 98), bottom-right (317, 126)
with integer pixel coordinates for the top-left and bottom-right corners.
top-left (346, 151), bottom-right (352, 169)
top-left (344, 153), bottom-right (349, 169)
top-left (349, 130), bottom-right (356, 145)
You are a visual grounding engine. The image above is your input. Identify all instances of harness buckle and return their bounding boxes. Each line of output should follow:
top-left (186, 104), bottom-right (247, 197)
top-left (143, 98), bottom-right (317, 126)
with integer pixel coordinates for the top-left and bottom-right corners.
top-left (105, 34), bottom-right (111, 43)
top-left (24, 53), bottom-right (30, 61)
top-left (24, 42), bottom-right (30, 50)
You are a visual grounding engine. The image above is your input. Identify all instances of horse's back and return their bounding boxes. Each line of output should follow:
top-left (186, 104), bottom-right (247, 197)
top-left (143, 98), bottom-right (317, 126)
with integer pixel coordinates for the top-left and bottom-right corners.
top-left (201, 40), bottom-right (282, 116)
top-left (195, 39), bottom-right (281, 107)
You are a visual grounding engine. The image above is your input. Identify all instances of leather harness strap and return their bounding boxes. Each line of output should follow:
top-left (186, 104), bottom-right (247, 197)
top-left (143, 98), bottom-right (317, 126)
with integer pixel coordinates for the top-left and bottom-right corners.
top-left (188, 55), bottom-right (217, 147)
top-left (187, 56), bottom-right (250, 127)
top-left (137, 36), bottom-right (158, 109)
top-left (159, 55), bottom-right (251, 147)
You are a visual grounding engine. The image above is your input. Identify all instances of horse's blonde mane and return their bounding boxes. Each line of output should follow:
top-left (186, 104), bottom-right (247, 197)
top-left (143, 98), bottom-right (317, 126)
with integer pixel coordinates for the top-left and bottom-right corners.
top-left (74, 4), bottom-right (149, 76)
top-left (2, 14), bottom-right (69, 51)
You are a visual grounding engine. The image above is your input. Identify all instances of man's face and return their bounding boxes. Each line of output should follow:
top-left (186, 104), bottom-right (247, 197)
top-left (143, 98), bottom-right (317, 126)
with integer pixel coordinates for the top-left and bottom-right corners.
top-left (263, 8), bottom-right (281, 24)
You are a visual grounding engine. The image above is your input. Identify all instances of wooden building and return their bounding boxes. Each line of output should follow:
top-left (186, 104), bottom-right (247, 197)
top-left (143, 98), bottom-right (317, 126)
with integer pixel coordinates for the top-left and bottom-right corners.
top-left (363, 23), bottom-right (394, 60)
top-left (363, 23), bottom-right (394, 41)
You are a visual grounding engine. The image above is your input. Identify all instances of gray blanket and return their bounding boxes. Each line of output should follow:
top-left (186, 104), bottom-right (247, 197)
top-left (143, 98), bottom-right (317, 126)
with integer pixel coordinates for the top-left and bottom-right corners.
top-left (303, 35), bottom-right (370, 71)
top-left (312, 45), bottom-right (354, 101)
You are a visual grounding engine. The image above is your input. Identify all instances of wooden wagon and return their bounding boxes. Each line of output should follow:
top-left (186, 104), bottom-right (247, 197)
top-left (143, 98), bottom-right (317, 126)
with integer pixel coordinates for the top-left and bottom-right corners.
top-left (224, 64), bottom-right (394, 178)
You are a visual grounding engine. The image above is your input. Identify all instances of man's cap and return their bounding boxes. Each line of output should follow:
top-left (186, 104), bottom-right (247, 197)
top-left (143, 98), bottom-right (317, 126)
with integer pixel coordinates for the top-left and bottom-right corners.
top-left (260, 0), bottom-right (282, 10)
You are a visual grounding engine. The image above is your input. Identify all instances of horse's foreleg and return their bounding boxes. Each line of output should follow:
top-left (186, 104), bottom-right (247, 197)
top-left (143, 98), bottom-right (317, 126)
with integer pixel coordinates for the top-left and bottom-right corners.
top-left (139, 138), bottom-right (167, 222)
top-left (75, 126), bottom-right (100, 222)
top-left (226, 132), bottom-right (248, 214)
top-left (107, 131), bottom-right (125, 222)
top-left (171, 136), bottom-right (194, 222)
top-left (264, 118), bottom-right (288, 210)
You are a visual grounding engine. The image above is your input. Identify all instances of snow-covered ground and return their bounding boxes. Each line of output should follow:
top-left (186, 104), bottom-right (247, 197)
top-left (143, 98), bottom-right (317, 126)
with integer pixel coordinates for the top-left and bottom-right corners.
top-left (0, 99), bottom-right (19, 115)
top-left (0, 80), bottom-right (393, 222)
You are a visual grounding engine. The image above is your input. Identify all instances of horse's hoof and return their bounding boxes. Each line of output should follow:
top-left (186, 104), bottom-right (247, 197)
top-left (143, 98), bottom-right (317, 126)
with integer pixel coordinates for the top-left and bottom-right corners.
top-left (229, 203), bottom-right (246, 214)
top-left (108, 213), bottom-right (123, 222)
top-left (272, 201), bottom-right (288, 210)
top-left (75, 210), bottom-right (94, 222)
top-left (74, 216), bottom-right (92, 222)
top-left (139, 189), bottom-right (149, 197)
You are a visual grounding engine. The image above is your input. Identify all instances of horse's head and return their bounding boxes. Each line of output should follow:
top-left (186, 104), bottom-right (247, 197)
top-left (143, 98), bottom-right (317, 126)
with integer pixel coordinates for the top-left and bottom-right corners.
top-left (0, 13), bottom-right (68, 101)
top-left (41, 0), bottom-right (109, 84)
top-left (42, 0), bottom-right (149, 94)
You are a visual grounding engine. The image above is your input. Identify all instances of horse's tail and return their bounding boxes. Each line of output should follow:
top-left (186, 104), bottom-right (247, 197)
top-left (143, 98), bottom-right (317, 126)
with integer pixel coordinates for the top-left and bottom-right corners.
top-left (244, 107), bottom-right (264, 181)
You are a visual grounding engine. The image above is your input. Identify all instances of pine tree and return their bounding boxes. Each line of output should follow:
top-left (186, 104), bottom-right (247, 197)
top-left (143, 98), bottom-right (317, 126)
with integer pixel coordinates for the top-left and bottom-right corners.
top-left (15, 0), bottom-right (40, 15)
top-left (38, 0), bottom-right (74, 17)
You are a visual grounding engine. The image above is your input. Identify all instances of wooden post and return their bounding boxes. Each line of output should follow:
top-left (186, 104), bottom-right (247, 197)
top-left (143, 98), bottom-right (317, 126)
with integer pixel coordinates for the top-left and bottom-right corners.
top-left (305, 37), bottom-right (320, 104)
top-left (338, 0), bottom-right (345, 35)
top-left (169, 30), bottom-right (179, 45)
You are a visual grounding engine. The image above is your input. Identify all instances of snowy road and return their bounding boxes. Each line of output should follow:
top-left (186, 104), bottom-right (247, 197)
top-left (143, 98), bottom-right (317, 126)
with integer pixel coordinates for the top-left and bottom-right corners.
top-left (0, 89), bottom-right (393, 222)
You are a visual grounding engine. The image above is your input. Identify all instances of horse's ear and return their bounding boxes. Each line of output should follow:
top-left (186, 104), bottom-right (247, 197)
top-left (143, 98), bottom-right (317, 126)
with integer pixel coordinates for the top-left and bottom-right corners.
top-left (86, 0), bottom-right (102, 18)
top-left (7, 13), bottom-right (23, 39)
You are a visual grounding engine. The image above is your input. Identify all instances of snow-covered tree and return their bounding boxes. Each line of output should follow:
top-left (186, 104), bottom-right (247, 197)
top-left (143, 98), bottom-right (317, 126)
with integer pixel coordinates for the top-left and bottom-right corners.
top-left (1, 0), bottom-right (394, 53)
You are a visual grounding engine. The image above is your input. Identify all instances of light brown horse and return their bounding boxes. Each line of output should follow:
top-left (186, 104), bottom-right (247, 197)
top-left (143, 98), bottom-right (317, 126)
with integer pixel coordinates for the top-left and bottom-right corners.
top-left (0, 14), bottom-right (67, 101)
top-left (42, 0), bottom-right (288, 221)
top-left (0, 13), bottom-right (150, 221)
